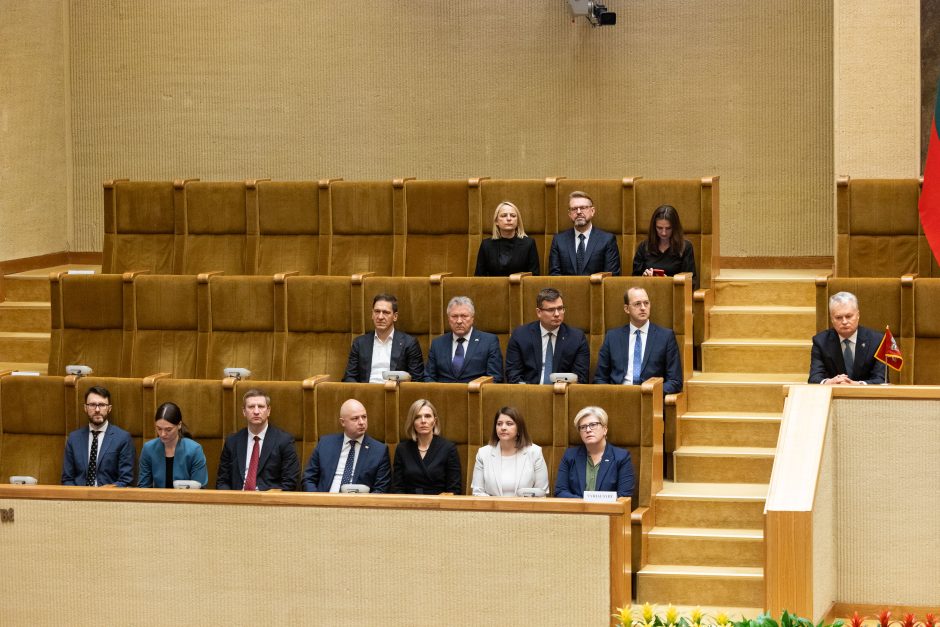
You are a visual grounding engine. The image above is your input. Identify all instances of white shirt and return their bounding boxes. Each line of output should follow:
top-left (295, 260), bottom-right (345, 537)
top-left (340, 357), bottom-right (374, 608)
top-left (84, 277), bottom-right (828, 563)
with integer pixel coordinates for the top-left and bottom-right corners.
top-left (623, 321), bottom-right (650, 385)
top-left (369, 329), bottom-right (395, 383)
top-left (451, 328), bottom-right (474, 358)
top-left (330, 434), bottom-right (365, 493)
top-left (244, 424), bottom-right (269, 476)
top-left (87, 421), bottom-right (110, 486)
top-left (498, 452), bottom-right (520, 496)
top-left (574, 224), bottom-right (594, 253)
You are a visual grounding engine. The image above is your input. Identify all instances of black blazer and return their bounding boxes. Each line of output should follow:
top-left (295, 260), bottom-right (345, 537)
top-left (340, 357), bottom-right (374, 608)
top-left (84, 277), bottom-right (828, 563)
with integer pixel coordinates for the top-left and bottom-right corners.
top-left (808, 326), bottom-right (886, 384)
top-left (391, 436), bottom-right (463, 494)
top-left (215, 424), bottom-right (300, 491)
top-left (548, 227), bottom-right (621, 276)
top-left (632, 239), bottom-right (698, 290)
top-left (343, 330), bottom-right (425, 382)
top-left (504, 321), bottom-right (590, 384)
top-left (474, 236), bottom-right (540, 276)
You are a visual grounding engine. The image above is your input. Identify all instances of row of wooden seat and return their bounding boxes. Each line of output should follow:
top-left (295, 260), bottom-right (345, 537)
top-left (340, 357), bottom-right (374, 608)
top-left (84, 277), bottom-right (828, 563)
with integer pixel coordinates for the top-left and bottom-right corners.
top-left (816, 275), bottom-right (940, 384)
top-left (48, 271), bottom-right (693, 384)
top-left (836, 176), bottom-right (939, 278)
top-left (0, 373), bottom-right (663, 505)
top-left (102, 177), bottom-right (719, 285)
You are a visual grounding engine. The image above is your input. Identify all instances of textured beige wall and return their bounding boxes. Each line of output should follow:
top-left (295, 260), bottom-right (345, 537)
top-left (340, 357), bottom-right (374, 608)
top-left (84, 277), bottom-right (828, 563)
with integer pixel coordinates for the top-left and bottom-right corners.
top-left (0, 498), bottom-right (609, 626)
top-left (66, 0), bottom-right (833, 257)
top-left (832, 399), bottom-right (940, 605)
top-left (834, 1), bottom-right (921, 179)
top-left (812, 414), bottom-right (835, 621)
top-left (0, 0), bottom-right (70, 262)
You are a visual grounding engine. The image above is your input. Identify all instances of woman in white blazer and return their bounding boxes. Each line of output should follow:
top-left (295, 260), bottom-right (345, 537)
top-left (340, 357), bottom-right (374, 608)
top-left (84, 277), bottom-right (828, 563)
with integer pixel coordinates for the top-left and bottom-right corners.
top-left (471, 406), bottom-right (549, 496)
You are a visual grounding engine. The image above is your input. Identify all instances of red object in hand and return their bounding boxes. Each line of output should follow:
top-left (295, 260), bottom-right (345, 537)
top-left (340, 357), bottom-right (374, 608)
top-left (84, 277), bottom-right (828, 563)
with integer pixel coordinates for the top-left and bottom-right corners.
top-left (651, 268), bottom-right (665, 277)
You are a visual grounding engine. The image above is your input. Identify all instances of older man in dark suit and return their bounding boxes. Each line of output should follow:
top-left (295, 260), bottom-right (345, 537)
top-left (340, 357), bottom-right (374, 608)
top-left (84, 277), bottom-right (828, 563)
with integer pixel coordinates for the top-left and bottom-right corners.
top-left (343, 293), bottom-right (425, 383)
top-left (548, 190), bottom-right (621, 276)
top-left (505, 287), bottom-right (590, 384)
top-left (426, 296), bottom-right (504, 383)
top-left (808, 291), bottom-right (885, 385)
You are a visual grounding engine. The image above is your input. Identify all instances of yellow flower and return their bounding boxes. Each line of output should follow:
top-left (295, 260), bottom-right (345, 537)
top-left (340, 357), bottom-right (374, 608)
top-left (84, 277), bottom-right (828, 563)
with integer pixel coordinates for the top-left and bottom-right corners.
top-left (612, 606), bottom-right (631, 626)
top-left (691, 608), bottom-right (703, 626)
top-left (666, 605), bottom-right (679, 625)
top-left (643, 603), bottom-right (656, 623)
top-left (717, 613), bottom-right (730, 627)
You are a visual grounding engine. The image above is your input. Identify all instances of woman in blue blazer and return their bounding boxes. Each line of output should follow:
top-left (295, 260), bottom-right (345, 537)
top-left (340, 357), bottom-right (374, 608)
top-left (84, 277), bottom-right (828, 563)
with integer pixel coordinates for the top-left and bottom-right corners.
top-left (555, 406), bottom-right (634, 501)
top-left (138, 402), bottom-right (208, 488)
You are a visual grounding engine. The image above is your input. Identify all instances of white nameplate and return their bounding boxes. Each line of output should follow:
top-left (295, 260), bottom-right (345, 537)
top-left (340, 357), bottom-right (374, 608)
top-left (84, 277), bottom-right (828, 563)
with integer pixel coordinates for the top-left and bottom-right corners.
top-left (11, 371), bottom-right (41, 376)
top-left (67, 269), bottom-right (95, 274)
top-left (583, 490), bottom-right (617, 502)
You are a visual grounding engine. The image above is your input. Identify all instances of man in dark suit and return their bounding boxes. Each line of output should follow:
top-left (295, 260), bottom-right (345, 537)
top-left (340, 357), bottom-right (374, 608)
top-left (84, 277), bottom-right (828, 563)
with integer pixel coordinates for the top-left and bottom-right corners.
top-left (809, 291), bottom-right (886, 385)
top-left (216, 388), bottom-right (300, 490)
top-left (302, 398), bottom-right (391, 492)
top-left (343, 293), bottom-right (425, 382)
top-left (61, 385), bottom-right (135, 486)
top-left (505, 287), bottom-right (590, 384)
top-left (426, 296), bottom-right (504, 383)
top-left (595, 286), bottom-right (683, 393)
top-left (548, 190), bottom-right (621, 276)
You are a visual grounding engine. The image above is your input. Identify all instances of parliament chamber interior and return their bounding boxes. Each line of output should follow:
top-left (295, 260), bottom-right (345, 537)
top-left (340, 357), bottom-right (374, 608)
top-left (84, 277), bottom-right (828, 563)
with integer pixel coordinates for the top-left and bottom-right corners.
top-left (1, 2), bottom-right (937, 625)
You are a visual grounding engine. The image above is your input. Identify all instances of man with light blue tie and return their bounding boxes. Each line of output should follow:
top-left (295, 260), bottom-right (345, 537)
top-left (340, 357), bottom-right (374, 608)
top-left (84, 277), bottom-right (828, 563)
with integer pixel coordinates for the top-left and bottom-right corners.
top-left (302, 398), bottom-right (391, 493)
top-left (594, 286), bottom-right (682, 393)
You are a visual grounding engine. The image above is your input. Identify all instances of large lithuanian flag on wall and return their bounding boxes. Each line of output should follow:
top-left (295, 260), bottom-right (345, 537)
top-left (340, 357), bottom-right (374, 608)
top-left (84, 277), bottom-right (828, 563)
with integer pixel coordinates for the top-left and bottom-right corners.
top-left (921, 78), bottom-right (940, 263)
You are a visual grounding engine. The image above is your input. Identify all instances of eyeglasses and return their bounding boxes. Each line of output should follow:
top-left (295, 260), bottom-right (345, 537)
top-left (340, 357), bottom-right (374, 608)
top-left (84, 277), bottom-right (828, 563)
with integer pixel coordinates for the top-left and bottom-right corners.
top-left (539, 306), bottom-right (566, 314)
top-left (578, 421), bottom-right (603, 432)
top-left (568, 205), bottom-right (594, 214)
top-left (85, 403), bottom-right (110, 410)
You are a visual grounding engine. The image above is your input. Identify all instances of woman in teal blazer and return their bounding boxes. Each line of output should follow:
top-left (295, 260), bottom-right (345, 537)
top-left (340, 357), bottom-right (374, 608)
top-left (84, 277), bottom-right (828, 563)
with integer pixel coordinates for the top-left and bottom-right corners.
top-left (138, 402), bottom-right (208, 488)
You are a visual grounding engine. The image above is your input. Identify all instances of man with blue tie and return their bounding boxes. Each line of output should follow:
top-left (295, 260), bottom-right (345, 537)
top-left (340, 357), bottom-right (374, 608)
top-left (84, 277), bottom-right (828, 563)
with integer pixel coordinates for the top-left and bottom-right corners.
top-left (61, 386), bottom-right (135, 486)
top-left (548, 190), bottom-right (621, 276)
top-left (808, 291), bottom-right (885, 385)
top-left (426, 296), bottom-right (504, 383)
top-left (504, 287), bottom-right (590, 384)
top-left (594, 286), bottom-right (683, 393)
top-left (302, 399), bottom-right (391, 493)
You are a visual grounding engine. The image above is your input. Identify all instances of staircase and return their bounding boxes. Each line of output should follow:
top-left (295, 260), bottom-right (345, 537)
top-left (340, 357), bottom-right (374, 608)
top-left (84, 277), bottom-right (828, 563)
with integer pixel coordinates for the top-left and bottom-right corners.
top-left (0, 269), bottom-right (54, 373)
top-left (636, 270), bottom-right (821, 611)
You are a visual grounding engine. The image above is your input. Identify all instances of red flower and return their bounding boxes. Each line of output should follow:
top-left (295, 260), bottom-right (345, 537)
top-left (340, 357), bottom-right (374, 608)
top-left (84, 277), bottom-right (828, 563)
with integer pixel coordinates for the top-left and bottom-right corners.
top-left (925, 615), bottom-right (936, 627)
top-left (878, 609), bottom-right (892, 627)
top-left (901, 614), bottom-right (915, 627)
top-left (850, 612), bottom-right (866, 627)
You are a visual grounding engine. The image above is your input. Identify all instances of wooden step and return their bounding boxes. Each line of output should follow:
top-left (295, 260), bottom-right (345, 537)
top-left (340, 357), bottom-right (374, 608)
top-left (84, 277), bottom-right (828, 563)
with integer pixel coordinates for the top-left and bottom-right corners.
top-left (707, 305), bottom-right (815, 340)
top-left (701, 338), bottom-right (810, 374)
top-left (654, 482), bottom-right (767, 529)
top-left (685, 373), bottom-right (802, 413)
top-left (0, 332), bottom-right (51, 363)
top-left (673, 446), bottom-right (775, 483)
top-left (680, 412), bottom-right (781, 448)
top-left (713, 272), bottom-right (818, 307)
top-left (636, 564), bottom-right (763, 608)
top-left (2, 275), bottom-right (51, 302)
top-left (0, 301), bottom-right (51, 332)
top-left (647, 527), bottom-right (764, 568)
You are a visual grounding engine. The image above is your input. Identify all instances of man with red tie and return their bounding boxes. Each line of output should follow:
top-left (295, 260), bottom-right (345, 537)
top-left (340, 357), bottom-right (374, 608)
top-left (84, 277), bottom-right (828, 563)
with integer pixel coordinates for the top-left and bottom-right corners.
top-left (216, 388), bottom-right (300, 491)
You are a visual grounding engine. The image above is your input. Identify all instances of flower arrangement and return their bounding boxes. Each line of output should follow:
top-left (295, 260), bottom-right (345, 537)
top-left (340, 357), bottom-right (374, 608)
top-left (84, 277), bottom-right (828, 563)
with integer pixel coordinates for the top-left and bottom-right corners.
top-left (613, 606), bottom-right (938, 627)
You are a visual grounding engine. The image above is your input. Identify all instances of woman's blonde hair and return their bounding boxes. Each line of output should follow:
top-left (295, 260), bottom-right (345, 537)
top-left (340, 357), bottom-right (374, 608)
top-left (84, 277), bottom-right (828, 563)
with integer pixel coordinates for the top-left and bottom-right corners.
top-left (491, 201), bottom-right (528, 239)
top-left (405, 398), bottom-right (441, 440)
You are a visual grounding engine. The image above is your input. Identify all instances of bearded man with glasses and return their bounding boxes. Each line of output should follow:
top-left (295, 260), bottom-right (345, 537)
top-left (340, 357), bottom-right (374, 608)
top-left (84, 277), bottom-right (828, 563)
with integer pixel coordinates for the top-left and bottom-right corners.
top-left (62, 385), bottom-right (135, 486)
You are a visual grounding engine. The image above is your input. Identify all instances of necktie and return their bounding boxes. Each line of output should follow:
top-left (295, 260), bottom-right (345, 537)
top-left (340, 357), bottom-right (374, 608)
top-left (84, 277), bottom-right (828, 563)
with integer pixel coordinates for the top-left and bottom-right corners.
top-left (842, 338), bottom-right (853, 378)
top-left (453, 337), bottom-right (466, 374)
top-left (576, 233), bottom-right (586, 273)
top-left (542, 332), bottom-right (554, 384)
top-left (632, 329), bottom-right (643, 385)
top-left (86, 430), bottom-right (101, 486)
top-left (244, 435), bottom-right (260, 491)
top-left (341, 440), bottom-right (357, 485)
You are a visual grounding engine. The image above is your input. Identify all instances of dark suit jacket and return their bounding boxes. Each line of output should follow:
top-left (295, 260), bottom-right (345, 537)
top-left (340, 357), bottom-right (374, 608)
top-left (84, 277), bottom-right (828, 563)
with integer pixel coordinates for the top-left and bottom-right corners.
top-left (302, 433), bottom-right (391, 493)
top-left (808, 326), bottom-right (886, 384)
top-left (391, 436), bottom-right (462, 494)
top-left (548, 227), bottom-right (621, 276)
top-left (554, 443), bottom-right (635, 500)
top-left (474, 236), bottom-right (540, 277)
top-left (505, 321), bottom-right (590, 384)
top-left (138, 436), bottom-right (208, 488)
top-left (61, 423), bottom-right (136, 486)
top-left (215, 424), bottom-right (300, 491)
top-left (426, 329), bottom-right (504, 383)
top-left (343, 329), bottom-right (425, 383)
top-left (594, 322), bottom-right (683, 393)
